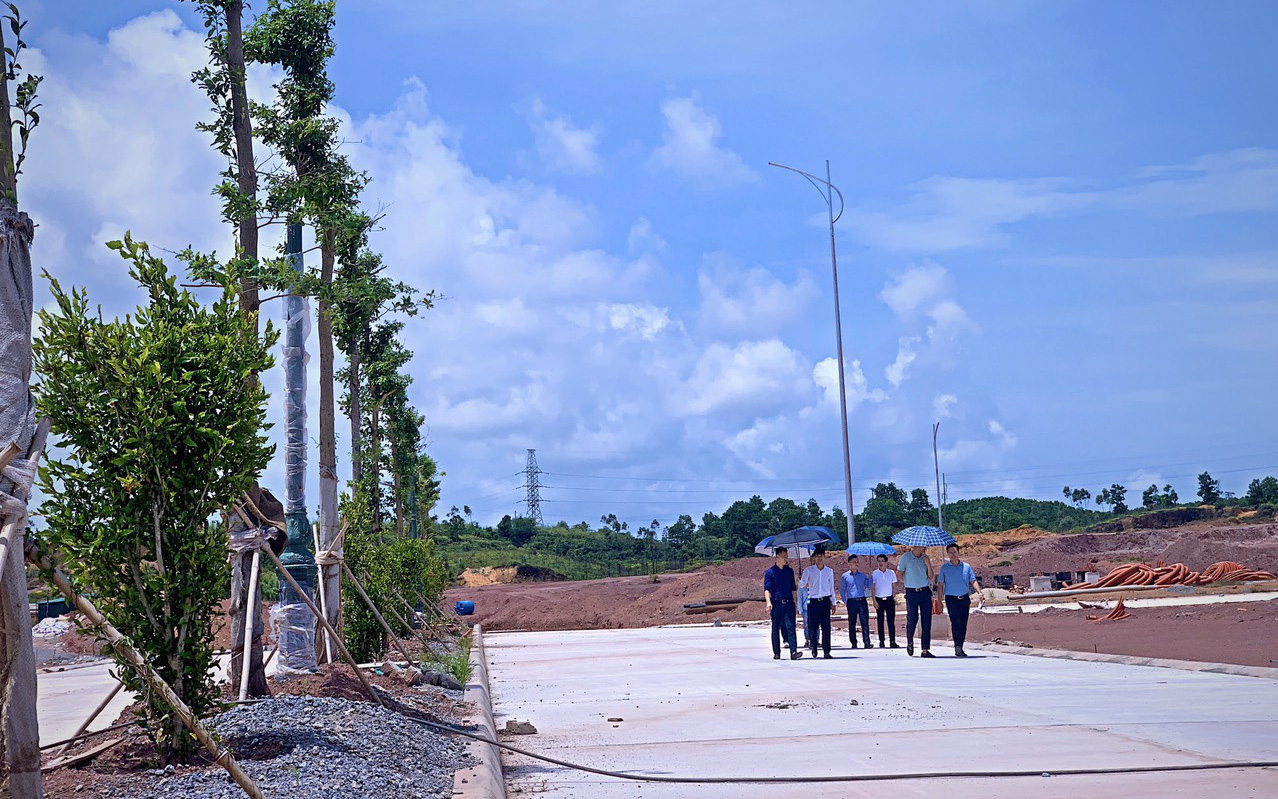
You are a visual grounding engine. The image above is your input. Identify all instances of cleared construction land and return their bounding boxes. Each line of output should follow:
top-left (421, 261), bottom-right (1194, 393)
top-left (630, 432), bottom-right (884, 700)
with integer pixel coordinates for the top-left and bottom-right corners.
top-left (445, 521), bottom-right (1278, 666)
top-left (487, 625), bottom-right (1278, 798)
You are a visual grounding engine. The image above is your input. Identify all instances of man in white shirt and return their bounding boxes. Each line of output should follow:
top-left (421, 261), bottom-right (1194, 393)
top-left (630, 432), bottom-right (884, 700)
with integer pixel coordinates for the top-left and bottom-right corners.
top-left (799, 547), bottom-right (837, 659)
top-left (870, 554), bottom-right (900, 649)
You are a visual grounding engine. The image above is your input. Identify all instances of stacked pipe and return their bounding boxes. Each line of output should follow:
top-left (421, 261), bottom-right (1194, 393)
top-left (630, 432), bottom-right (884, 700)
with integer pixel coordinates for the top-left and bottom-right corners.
top-left (1068, 560), bottom-right (1276, 590)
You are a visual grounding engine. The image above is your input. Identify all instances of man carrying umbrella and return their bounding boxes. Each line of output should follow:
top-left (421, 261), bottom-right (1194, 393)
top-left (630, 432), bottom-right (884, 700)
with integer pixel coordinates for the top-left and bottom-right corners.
top-left (763, 548), bottom-right (802, 660)
top-left (799, 546), bottom-right (837, 658)
top-left (893, 525), bottom-right (954, 659)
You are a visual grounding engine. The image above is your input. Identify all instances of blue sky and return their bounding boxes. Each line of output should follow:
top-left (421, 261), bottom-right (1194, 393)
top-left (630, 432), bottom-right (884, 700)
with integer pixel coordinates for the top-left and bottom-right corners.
top-left (19, 1), bottom-right (1278, 530)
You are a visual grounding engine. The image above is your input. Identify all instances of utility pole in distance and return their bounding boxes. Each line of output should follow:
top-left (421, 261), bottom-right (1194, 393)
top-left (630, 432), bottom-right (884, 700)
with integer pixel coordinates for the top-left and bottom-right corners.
top-left (932, 422), bottom-right (944, 531)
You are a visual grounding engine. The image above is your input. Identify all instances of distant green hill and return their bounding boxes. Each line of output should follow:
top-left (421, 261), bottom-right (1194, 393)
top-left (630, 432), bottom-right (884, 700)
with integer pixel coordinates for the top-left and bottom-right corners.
top-left (941, 496), bottom-right (1107, 535)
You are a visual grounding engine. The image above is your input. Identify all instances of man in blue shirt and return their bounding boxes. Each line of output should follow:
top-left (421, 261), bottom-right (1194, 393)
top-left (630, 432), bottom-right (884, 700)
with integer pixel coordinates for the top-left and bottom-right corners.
top-left (937, 543), bottom-right (983, 657)
top-left (897, 545), bottom-right (936, 658)
top-left (839, 554), bottom-right (873, 649)
top-left (763, 548), bottom-right (802, 660)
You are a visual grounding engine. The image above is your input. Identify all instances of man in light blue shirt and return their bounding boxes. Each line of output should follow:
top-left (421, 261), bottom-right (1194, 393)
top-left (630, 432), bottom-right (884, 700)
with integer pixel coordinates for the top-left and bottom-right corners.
top-left (839, 555), bottom-right (873, 648)
top-left (897, 546), bottom-right (935, 658)
top-left (937, 544), bottom-right (983, 657)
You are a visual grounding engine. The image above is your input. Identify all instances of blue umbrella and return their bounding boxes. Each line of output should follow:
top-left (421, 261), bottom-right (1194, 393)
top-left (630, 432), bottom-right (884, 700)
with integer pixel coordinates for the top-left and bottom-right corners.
top-left (754, 525), bottom-right (840, 557)
top-left (846, 541), bottom-right (896, 557)
top-left (892, 525), bottom-right (956, 548)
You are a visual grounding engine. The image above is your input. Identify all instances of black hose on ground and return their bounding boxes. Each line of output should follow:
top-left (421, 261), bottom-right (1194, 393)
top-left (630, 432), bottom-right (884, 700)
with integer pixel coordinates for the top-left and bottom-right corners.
top-left (406, 714), bottom-right (1278, 785)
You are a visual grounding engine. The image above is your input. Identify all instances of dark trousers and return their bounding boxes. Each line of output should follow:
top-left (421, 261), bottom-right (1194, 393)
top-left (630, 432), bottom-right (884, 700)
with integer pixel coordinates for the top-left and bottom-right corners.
top-left (808, 597), bottom-right (832, 655)
top-left (875, 596), bottom-right (897, 645)
top-left (847, 598), bottom-right (870, 646)
top-left (770, 600), bottom-right (798, 656)
top-left (905, 587), bottom-right (932, 649)
top-left (945, 595), bottom-right (971, 650)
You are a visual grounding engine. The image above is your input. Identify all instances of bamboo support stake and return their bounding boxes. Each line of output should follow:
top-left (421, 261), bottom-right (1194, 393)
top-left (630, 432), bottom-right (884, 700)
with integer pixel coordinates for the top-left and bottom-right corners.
top-left (237, 545), bottom-right (262, 701)
top-left (25, 546), bottom-right (267, 799)
top-left (311, 524), bottom-right (333, 664)
top-left (389, 587), bottom-right (441, 655)
top-left (262, 544), bottom-right (383, 707)
top-left (338, 561), bottom-right (418, 669)
top-left (54, 680), bottom-right (124, 758)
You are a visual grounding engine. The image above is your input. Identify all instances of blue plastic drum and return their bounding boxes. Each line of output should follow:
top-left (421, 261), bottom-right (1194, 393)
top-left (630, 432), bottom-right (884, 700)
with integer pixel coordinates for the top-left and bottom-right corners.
top-left (454, 600), bottom-right (475, 616)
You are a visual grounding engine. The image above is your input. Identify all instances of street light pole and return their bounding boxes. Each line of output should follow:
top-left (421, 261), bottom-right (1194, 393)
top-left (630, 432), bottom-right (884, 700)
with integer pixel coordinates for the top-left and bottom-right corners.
top-left (769, 160), bottom-right (857, 543)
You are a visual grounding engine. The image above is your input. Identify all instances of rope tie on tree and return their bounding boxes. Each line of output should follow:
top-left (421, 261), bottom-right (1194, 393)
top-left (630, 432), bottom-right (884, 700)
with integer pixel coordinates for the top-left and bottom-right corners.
top-left (226, 526), bottom-right (271, 555)
top-left (314, 524), bottom-right (346, 566)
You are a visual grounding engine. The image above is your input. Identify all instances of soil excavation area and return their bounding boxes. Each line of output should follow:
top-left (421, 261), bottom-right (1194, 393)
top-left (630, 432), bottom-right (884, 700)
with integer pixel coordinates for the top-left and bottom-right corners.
top-left (445, 521), bottom-right (1278, 668)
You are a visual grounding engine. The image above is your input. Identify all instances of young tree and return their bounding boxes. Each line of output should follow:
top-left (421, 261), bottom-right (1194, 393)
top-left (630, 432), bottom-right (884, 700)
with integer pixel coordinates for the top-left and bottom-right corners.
top-left (0, 5), bottom-right (43, 793)
top-left (188, 0), bottom-right (272, 696)
top-left (1069, 487), bottom-right (1091, 508)
top-left (1108, 483), bottom-right (1129, 514)
top-left (1142, 484), bottom-right (1159, 509)
top-left (34, 237), bottom-right (275, 761)
top-left (1245, 476), bottom-right (1278, 506)
top-left (1197, 471), bottom-right (1221, 505)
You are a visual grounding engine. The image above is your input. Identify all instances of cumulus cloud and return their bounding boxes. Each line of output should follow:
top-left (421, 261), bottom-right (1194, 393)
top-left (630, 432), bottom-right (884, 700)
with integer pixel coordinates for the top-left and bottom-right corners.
top-left (813, 357), bottom-right (887, 408)
top-left (933, 393), bottom-right (958, 419)
top-left (680, 339), bottom-right (811, 418)
top-left (879, 262), bottom-right (977, 386)
top-left (526, 97), bottom-right (602, 174)
top-left (649, 95), bottom-right (756, 188)
top-left (608, 302), bottom-right (674, 341)
top-left (697, 256), bottom-right (819, 338)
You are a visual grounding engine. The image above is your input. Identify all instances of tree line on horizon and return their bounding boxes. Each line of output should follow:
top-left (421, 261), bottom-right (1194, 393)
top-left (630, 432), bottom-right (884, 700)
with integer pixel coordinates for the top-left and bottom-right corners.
top-left (430, 471), bottom-right (1278, 579)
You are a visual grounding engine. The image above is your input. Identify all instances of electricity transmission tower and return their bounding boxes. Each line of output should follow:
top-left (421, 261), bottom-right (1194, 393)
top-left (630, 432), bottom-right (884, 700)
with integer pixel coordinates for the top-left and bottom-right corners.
top-left (524, 449), bottom-right (543, 524)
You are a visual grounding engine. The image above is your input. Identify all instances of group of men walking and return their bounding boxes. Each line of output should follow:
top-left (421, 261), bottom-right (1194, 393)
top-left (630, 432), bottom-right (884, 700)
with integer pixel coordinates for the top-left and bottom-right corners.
top-left (763, 543), bottom-right (983, 660)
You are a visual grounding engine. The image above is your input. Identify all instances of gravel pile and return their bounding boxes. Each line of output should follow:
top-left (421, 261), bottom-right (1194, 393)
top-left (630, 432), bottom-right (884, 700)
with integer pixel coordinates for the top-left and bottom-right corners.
top-left (121, 695), bottom-right (471, 799)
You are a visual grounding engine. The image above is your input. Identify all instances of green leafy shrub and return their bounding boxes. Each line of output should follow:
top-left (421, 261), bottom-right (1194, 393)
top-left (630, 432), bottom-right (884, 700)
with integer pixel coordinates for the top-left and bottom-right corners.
top-left (33, 236), bottom-right (275, 762)
top-left (341, 492), bottom-right (448, 662)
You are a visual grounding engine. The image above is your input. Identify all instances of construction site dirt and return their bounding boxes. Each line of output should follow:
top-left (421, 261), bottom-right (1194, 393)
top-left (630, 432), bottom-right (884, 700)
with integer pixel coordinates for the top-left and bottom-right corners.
top-left (444, 521), bottom-right (1278, 668)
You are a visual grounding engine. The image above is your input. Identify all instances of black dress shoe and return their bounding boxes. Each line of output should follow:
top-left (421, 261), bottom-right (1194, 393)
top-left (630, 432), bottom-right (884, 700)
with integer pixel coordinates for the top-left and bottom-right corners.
top-left (890, 642), bottom-right (900, 649)
top-left (920, 650), bottom-right (936, 658)
top-left (849, 642), bottom-right (858, 649)
top-left (823, 653), bottom-right (833, 659)
top-left (907, 644), bottom-right (914, 656)
top-left (774, 653), bottom-right (781, 659)
top-left (791, 651), bottom-right (803, 660)
top-left (955, 649), bottom-right (968, 658)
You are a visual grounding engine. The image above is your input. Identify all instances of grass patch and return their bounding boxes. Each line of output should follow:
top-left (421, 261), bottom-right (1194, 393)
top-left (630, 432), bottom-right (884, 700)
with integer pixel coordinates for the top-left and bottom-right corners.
top-left (423, 635), bottom-right (473, 687)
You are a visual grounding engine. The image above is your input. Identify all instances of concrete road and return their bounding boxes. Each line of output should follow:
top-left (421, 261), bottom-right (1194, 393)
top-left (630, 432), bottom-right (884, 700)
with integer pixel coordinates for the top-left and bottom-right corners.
top-left (486, 625), bottom-right (1278, 797)
top-left (37, 653), bottom-right (233, 747)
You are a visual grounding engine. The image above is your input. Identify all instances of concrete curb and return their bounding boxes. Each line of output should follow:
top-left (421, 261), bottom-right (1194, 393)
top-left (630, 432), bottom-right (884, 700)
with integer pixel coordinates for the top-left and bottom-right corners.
top-left (972, 642), bottom-right (1278, 680)
top-left (451, 625), bottom-right (506, 799)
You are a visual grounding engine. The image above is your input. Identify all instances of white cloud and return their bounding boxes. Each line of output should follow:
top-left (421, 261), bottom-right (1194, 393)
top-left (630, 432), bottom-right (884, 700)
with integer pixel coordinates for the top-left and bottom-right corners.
top-left (608, 302), bottom-right (673, 341)
top-left (933, 394), bottom-right (958, 419)
top-left (680, 339), bottom-right (811, 417)
top-left (649, 95), bottom-right (756, 188)
top-left (847, 148), bottom-right (1278, 254)
top-left (527, 97), bottom-right (602, 174)
top-left (884, 337), bottom-right (919, 388)
top-left (878, 263), bottom-right (977, 386)
top-left (813, 357), bottom-right (887, 408)
top-left (697, 256), bottom-right (819, 338)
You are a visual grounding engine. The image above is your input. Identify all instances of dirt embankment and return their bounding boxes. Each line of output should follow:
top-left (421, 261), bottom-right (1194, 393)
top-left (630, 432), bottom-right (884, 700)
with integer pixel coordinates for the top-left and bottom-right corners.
top-left (445, 522), bottom-right (1278, 633)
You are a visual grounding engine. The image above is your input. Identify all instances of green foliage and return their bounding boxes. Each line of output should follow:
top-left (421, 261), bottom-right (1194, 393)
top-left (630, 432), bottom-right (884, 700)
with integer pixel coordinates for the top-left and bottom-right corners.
top-left (32, 236), bottom-right (275, 762)
top-left (938, 496), bottom-right (1105, 535)
top-left (1, 2), bottom-right (42, 199)
top-left (1245, 476), bottom-right (1278, 507)
top-left (423, 636), bottom-right (472, 687)
top-left (1197, 471), bottom-right (1221, 504)
top-left (341, 492), bottom-right (448, 662)
top-left (1142, 483), bottom-right (1179, 509)
top-left (1096, 483), bottom-right (1129, 514)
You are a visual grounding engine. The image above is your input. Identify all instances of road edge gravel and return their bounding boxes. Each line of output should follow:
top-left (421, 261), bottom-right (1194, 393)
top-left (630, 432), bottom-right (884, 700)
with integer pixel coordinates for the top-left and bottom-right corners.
top-left (452, 625), bottom-right (506, 799)
top-left (971, 642), bottom-right (1278, 679)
